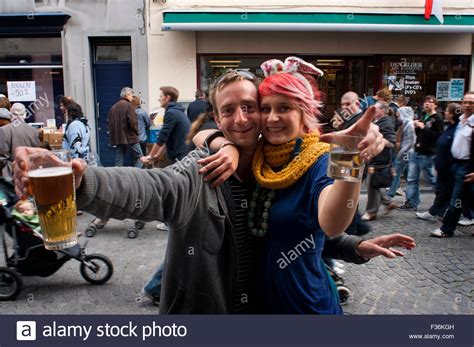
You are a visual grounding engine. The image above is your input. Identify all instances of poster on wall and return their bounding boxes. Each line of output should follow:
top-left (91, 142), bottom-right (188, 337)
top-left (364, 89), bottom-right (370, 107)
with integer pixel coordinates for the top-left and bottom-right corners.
top-left (450, 78), bottom-right (465, 101)
top-left (386, 58), bottom-right (423, 97)
top-left (7, 81), bottom-right (36, 101)
top-left (436, 81), bottom-right (450, 101)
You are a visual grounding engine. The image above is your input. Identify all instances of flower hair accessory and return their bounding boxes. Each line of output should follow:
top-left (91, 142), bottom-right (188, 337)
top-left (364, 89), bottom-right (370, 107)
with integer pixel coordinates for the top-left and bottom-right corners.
top-left (260, 56), bottom-right (324, 78)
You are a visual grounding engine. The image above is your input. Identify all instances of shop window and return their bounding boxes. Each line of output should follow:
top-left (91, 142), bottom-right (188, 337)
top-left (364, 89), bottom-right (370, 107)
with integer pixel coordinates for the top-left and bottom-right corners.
top-left (0, 37), bottom-right (66, 127)
top-left (95, 44), bottom-right (131, 62)
top-left (382, 56), bottom-right (470, 107)
top-left (0, 38), bottom-right (62, 64)
top-left (0, 68), bottom-right (65, 127)
top-left (200, 55), bottom-right (374, 118)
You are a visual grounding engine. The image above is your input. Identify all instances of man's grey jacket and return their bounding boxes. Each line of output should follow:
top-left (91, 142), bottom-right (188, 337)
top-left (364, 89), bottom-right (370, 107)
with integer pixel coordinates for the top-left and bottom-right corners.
top-left (77, 149), bottom-right (366, 314)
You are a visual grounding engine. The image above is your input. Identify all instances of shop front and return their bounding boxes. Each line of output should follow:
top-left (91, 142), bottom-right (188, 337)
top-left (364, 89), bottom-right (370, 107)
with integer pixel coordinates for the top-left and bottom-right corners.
top-left (0, 13), bottom-right (70, 127)
top-left (147, 9), bottom-right (474, 114)
top-left (198, 54), bottom-right (470, 115)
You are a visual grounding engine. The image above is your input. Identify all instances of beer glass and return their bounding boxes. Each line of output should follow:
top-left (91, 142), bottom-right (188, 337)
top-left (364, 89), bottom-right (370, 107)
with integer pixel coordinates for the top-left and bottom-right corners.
top-left (327, 135), bottom-right (365, 182)
top-left (28, 150), bottom-right (77, 250)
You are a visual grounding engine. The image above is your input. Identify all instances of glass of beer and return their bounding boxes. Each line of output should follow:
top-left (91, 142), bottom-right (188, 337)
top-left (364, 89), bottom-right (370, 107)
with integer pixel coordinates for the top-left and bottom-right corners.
top-left (28, 150), bottom-right (77, 250)
top-left (327, 135), bottom-right (365, 182)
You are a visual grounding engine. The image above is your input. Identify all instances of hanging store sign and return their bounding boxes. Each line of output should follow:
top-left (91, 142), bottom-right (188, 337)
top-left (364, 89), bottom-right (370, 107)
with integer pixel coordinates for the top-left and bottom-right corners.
top-left (7, 81), bottom-right (37, 102)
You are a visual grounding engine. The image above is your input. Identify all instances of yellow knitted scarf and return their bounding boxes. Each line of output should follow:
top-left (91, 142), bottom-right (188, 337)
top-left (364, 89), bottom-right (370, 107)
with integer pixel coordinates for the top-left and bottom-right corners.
top-left (252, 133), bottom-right (330, 190)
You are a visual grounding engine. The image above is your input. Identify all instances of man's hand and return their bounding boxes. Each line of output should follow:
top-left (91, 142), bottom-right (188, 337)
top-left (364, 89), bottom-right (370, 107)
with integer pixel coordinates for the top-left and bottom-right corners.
top-left (13, 146), bottom-right (87, 199)
top-left (320, 106), bottom-right (384, 161)
top-left (197, 144), bottom-right (239, 188)
top-left (140, 155), bottom-right (151, 164)
top-left (356, 233), bottom-right (416, 259)
top-left (414, 120), bottom-right (425, 129)
top-left (464, 172), bottom-right (474, 183)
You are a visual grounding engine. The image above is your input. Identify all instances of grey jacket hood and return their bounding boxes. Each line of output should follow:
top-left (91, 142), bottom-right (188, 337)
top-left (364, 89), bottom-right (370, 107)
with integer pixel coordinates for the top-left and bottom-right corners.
top-left (398, 106), bottom-right (414, 125)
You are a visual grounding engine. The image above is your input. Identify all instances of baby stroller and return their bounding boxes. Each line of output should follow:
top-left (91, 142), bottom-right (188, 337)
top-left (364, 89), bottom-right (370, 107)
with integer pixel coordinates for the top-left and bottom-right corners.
top-left (85, 218), bottom-right (145, 239)
top-left (0, 178), bottom-right (114, 301)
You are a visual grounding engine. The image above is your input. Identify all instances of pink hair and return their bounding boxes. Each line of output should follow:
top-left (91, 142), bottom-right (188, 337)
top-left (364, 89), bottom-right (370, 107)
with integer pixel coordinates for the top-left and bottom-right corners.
top-left (258, 73), bottom-right (322, 131)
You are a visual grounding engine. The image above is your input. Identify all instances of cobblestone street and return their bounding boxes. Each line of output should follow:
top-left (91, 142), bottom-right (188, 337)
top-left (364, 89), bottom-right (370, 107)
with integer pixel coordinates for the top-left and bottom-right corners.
top-left (1, 192), bottom-right (472, 315)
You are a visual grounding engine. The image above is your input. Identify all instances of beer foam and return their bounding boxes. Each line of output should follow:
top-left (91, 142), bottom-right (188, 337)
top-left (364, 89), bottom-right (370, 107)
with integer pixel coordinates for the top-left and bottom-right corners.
top-left (28, 166), bottom-right (73, 178)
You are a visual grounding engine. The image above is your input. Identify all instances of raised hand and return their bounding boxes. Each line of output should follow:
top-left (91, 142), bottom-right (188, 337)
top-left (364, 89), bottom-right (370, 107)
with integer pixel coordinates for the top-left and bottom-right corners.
top-left (356, 233), bottom-right (416, 259)
top-left (320, 106), bottom-right (384, 161)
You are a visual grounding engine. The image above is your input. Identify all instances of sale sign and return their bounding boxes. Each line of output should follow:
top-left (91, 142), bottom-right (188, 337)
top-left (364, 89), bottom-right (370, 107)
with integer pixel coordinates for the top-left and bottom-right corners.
top-left (7, 81), bottom-right (37, 101)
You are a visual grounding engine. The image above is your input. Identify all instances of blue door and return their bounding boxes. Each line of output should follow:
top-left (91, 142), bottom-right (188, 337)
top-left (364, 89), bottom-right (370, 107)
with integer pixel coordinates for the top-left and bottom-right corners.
top-left (92, 39), bottom-right (132, 167)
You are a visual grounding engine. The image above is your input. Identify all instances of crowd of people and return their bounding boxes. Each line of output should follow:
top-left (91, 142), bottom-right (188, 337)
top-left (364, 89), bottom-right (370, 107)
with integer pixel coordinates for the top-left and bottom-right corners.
top-left (328, 88), bottom-right (474, 238)
top-left (2, 55), bottom-right (473, 314)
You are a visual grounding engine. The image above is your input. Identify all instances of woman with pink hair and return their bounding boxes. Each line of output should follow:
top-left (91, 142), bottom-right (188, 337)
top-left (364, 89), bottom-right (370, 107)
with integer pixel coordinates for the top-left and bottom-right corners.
top-left (196, 57), bottom-right (415, 314)
top-left (250, 63), bottom-right (359, 313)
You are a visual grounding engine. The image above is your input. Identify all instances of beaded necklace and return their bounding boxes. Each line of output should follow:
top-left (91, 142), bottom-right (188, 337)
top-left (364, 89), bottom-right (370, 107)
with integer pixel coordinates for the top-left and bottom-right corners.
top-left (248, 184), bottom-right (276, 237)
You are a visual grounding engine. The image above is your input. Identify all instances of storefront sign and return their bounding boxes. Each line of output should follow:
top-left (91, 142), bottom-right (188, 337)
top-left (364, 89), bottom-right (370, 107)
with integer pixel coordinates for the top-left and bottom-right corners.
top-left (386, 58), bottom-right (423, 96)
top-left (450, 78), bottom-right (465, 101)
top-left (7, 81), bottom-right (36, 101)
top-left (389, 60), bottom-right (423, 74)
top-left (403, 75), bottom-right (422, 95)
top-left (436, 81), bottom-right (450, 101)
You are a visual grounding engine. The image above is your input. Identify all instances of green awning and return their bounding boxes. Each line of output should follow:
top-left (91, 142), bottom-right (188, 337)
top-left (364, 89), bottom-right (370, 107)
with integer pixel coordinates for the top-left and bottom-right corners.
top-left (162, 12), bottom-right (474, 33)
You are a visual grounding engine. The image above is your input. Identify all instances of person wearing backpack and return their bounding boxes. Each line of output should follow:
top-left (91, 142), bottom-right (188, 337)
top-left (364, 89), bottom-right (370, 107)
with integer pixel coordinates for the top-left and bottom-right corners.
top-left (62, 102), bottom-right (91, 160)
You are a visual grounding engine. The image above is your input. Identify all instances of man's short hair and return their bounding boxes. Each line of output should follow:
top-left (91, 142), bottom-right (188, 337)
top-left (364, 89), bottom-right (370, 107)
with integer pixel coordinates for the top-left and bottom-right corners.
top-left (120, 87), bottom-right (133, 98)
top-left (423, 95), bottom-right (437, 105)
top-left (209, 72), bottom-right (259, 117)
top-left (375, 101), bottom-right (389, 111)
top-left (341, 91), bottom-right (359, 103)
top-left (160, 86), bottom-right (179, 103)
top-left (10, 103), bottom-right (27, 118)
top-left (195, 89), bottom-right (206, 99)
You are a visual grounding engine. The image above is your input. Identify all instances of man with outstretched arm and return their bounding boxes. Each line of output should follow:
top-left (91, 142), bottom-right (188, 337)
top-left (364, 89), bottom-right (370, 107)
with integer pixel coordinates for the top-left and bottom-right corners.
top-left (13, 71), bottom-right (415, 314)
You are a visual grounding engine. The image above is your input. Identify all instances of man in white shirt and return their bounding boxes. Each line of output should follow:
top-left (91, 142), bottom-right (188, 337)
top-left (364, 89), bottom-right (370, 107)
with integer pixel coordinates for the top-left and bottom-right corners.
top-left (431, 91), bottom-right (474, 237)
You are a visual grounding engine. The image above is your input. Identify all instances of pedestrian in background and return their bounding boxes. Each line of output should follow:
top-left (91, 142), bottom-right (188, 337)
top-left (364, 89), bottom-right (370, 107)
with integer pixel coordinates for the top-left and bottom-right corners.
top-left (431, 92), bottom-right (474, 237)
top-left (0, 107), bottom-right (11, 127)
top-left (132, 96), bottom-right (151, 156)
top-left (0, 104), bottom-right (39, 178)
top-left (62, 102), bottom-right (91, 160)
top-left (399, 95), bottom-right (443, 211)
top-left (185, 101), bottom-right (217, 153)
top-left (142, 86), bottom-right (190, 167)
top-left (107, 87), bottom-right (143, 168)
top-left (415, 103), bottom-right (461, 222)
top-left (362, 102), bottom-right (396, 221)
top-left (186, 89), bottom-right (207, 123)
top-left (385, 105), bottom-right (416, 202)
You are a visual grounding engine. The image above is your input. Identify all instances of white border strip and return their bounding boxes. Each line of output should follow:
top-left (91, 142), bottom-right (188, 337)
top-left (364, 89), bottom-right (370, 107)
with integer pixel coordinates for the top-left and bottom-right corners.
top-left (162, 23), bottom-right (474, 33)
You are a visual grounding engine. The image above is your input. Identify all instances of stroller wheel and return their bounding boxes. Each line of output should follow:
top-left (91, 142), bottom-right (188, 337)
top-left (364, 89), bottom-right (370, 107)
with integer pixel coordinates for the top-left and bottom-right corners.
top-left (85, 225), bottom-right (97, 238)
top-left (127, 228), bottom-right (138, 239)
top-left (0, 267), bottom-right (23, 301)
top-left (337, 285), bottom-right (351, 306)
top-left (135, 221), bottom-right (145, 230)
top-left (80, 254), bottom-right (114, 285)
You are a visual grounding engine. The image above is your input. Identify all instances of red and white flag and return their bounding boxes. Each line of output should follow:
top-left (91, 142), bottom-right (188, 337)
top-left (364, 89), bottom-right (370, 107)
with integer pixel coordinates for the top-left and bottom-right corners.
top-left (425, 0), bottom-right (444, 24)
